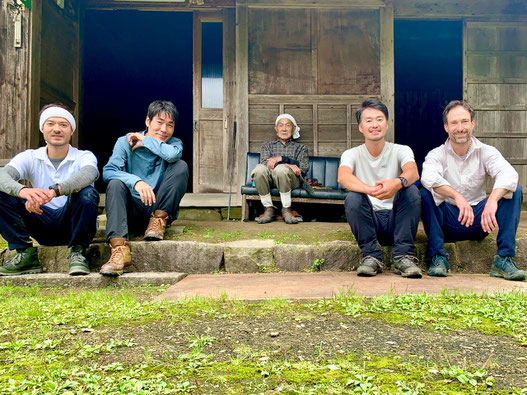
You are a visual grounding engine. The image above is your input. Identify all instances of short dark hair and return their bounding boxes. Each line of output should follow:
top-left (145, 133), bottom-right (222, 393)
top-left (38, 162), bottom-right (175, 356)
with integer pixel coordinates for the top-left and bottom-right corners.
top-left (147, 100), bottom-right (179, 126)
top-left (39, 103), bottom-right (73, 118)
top-left (442, 100), bottom-right (474, 124)
top-left (356, 99), bottom-right (389, 124)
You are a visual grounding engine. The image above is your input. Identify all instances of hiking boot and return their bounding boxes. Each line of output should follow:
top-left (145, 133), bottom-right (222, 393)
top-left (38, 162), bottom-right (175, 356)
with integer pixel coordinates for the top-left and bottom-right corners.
top-left (357, 256), bottom-right (383, 277)
top-left (490, 256), bottom-right (526, 281)
top-left (393, 255), bottom-right (422, 278)
top-left (68, 245), bottom-right (90, 276)
top-left (281, 207), bottom-right (298, 224)
top-left (428, 254), bottom-right (449, 277)
top-left (256, 207), bottom-right (274, 224)
top-left (0, 246), bottom-right (42, 276)
top-left (100, 238), bottom-right (132, 276)
top-left (144, 210), bottom-right (169, 241)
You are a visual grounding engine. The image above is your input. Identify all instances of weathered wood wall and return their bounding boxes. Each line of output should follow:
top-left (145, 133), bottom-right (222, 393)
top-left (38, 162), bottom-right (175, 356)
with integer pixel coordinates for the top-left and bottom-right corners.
top-left (465, 21), bottom-right (527, 189)
top-left (0, 1), bottom-right (30, 159)
top-left (247, 8), bottom-right (381, 158)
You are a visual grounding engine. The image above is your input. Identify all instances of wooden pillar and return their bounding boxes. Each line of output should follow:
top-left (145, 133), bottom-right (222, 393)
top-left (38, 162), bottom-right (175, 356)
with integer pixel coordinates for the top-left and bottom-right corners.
top-left (28, 0), bottom-right (42, 149)
top-left (380, 2), bottom-right (394, 142)
top-left (235, 1), bottom-right (249, 192)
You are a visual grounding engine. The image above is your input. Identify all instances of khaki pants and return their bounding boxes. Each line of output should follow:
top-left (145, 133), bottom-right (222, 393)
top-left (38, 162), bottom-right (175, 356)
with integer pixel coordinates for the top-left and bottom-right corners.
top-left (251, 163), bottom-right (301, 195)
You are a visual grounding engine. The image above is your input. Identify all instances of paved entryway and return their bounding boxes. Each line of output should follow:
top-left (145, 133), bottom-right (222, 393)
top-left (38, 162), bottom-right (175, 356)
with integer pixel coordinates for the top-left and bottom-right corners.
top-left (159, 272), bottom-right (527, 301)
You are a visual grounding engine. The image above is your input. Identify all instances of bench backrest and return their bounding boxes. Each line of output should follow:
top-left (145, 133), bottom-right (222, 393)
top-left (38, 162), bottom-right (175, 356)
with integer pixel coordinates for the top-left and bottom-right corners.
top-left (244, 152), bottom-right (342, 189)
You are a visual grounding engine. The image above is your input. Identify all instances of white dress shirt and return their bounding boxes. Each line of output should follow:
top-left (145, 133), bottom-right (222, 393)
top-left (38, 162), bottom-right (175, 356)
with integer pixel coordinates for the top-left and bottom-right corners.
top-left (421, 136), bottom-right (518, 206)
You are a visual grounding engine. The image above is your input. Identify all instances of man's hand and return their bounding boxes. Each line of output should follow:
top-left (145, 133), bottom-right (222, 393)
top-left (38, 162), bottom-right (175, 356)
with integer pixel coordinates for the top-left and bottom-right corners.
top-left (19, 188), bottom-right (53, 215)
top-left (266, 156), bottom-right (282, 170)
top-left (369, 179), bottom-right (401, 200)
top-left (481, 199), bottom-right (498, 233)
top-left (453, 194), bottom-right (474, 227)
top-left (127, 132), bottom-right (145, 152)
top-left (134, 180), bottom-right (156, 206)
top-left (287, 164), bottom-right (301, 176)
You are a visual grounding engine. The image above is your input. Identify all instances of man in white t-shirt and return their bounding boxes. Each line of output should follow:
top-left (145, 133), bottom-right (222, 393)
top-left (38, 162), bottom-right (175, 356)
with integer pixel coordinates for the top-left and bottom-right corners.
top-left (421, 100), bottom-right (524, 281)
top-left (338, 99), bottom-right (422, 278)
top-left (0, 104), bottom-right (99, 276)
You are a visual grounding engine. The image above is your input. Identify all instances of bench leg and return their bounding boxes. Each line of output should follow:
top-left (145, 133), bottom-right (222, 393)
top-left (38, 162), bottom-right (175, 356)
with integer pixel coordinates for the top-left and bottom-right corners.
top-left (242, 195), bottom-right (250, 222)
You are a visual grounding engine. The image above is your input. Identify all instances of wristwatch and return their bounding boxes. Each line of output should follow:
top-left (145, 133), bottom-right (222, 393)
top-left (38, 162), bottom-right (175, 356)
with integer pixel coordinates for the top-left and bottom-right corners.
top-left (398, 177), bottom-right (408, 188)
top-left (48, 184), bottom-right (61, 196)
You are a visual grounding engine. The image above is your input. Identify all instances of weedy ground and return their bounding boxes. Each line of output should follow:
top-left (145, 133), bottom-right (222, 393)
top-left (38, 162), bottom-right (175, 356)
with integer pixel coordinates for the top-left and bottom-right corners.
top-left (1, 285), bottom-right (526, 394)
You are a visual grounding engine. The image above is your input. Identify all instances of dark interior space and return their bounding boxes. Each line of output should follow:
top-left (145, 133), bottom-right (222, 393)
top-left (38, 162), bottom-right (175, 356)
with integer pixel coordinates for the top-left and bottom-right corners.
top-left (81, 10), bottom-right (193, 192)
top-left (394, 20), bottom-right (463, 171)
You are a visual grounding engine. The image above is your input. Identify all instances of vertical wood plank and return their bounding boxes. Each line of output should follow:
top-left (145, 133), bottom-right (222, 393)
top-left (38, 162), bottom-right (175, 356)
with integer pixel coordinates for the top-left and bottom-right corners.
top-left (236, 1), bottom-right (249, 192)
top-left (313, 104), bottom-right (318, 156)
top-left (192, 11), bottom-right (201, 192)
top-left (346, 103), bottom-right (352, 148)
top-left (28, 0), bottom-right (42, 149)
top-left (380, 4), bottom-right (394, 141)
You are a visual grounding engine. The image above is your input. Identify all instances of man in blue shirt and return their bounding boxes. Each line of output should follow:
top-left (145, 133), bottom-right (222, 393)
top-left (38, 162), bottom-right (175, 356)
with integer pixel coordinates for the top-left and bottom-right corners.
top-left (101, 100), bottom-right (189, 276)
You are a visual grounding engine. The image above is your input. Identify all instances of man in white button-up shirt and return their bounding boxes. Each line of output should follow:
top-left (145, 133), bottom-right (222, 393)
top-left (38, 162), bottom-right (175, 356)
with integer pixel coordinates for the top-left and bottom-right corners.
top-left (0, 104), bottom-right (100, 276)
top-left (421, 100), bottom-right (524, 281)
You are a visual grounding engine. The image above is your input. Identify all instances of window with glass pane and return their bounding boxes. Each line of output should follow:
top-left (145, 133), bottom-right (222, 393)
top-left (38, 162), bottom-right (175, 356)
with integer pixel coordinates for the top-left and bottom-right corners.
top-left (202, 22), bottom-right (223, 108)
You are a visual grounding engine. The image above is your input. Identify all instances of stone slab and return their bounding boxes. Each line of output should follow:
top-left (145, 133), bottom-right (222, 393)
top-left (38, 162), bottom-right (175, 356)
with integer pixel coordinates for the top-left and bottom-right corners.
top-left (159, 272), bottom-right (527, 301)
top-left (0, 272), bottom-right (186, 287)
top-left (223, 239), bottom-right (276, 273)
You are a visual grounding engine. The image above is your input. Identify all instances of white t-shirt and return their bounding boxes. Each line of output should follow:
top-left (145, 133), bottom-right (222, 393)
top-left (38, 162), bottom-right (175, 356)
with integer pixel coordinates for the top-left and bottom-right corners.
top-left (8, 145), bottom-right (98, 210)
top-left (339, 142), bottom-right (415, 211)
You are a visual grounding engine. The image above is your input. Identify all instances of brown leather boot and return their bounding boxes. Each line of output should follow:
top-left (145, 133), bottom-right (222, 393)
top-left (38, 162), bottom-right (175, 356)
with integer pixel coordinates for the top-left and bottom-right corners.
top-left (144, 210), bottom-right (169, 241)
top-left (100, 238), bottom-right (132, 276)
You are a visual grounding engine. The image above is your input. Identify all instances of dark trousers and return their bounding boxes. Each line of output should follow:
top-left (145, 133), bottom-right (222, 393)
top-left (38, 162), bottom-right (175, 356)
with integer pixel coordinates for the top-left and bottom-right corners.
top-left (344, 185), bottom-right (421, 260)
top-left (105, 160), bottom-right (189, 242)
top-left (0, 186), bottom-right (99, 250)
top-left (420, 185), bottom-right (523, 258)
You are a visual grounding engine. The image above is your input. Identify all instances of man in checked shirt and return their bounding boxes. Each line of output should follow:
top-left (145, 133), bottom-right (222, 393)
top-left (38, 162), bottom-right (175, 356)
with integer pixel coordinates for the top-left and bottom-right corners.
top-left (421, 100), bottom-right (525, 281)
top-left (251, 114), bottom-right (309, 224)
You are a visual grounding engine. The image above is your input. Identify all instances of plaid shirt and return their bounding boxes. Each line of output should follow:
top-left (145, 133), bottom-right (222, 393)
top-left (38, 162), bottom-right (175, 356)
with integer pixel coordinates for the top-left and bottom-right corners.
top-left (260, 139), bottom-right (310, 175)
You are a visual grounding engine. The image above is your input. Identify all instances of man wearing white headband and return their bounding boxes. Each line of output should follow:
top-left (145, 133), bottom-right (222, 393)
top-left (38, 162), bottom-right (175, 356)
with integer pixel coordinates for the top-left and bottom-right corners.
top-left (0, 103), bottom-right (99, 276)
top-left (251, 114), bottom-right (309, 224)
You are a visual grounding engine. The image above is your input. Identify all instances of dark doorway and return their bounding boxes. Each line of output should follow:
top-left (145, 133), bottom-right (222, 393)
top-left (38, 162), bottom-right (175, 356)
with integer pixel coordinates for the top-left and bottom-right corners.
top-left (394, 20), bottom-right (463, 170)
top-left (81, 10), bottom-right (193, 192)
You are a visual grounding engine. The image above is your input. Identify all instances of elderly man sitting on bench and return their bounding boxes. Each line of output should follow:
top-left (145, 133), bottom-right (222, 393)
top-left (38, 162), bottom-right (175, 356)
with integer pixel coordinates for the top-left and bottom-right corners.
top-left (251, 114), bottom-right (309, 224)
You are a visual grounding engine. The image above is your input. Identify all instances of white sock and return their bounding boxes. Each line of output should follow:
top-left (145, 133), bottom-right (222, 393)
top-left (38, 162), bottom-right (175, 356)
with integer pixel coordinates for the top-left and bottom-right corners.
top-left (280, 191), bottom-right (292, 208)
top-left (260, 194), bottom-right (273, 208)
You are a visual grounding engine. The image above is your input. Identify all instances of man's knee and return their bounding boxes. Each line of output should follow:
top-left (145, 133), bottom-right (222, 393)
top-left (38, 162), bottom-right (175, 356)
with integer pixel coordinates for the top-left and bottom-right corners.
top-left (167, 159), bottom-right (190, 179)
top-left (106, 179), bottom-right (127, 195)
top-left (399, 185), bottom-right (421, 205)
top-left (251, 164), bottom-right (268, 179)
top-left (345, 191), bottom-right (366, 211)
top-left (513, 184), bottom-right (523, 200)
top-left (73, 186), bottom-right (100, 207)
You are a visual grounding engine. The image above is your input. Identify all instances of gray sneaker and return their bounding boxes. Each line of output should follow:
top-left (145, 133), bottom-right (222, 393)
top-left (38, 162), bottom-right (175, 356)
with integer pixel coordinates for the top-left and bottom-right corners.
top-left (357, 256), bottom-right (384, 277)
top-left (393, 255), bottom-right (422, 278)
top-left (68, 246), bottom-right (90, 276)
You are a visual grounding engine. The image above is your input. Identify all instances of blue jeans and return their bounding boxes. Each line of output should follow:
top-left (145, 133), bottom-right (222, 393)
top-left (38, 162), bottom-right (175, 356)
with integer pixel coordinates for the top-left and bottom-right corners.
top-left (344, 185), bottom-right (421, 260)
top-left (420, 185), bottom-right (523, 257)
top-left (0, 186), bottom-right (100, 250)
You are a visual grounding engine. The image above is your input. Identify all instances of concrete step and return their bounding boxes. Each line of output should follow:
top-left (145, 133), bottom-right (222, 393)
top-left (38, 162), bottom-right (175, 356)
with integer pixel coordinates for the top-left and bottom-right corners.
top-left (2, 237), bottom-right (526, 275)
top-left (0, 272), bottom-right (186, 287)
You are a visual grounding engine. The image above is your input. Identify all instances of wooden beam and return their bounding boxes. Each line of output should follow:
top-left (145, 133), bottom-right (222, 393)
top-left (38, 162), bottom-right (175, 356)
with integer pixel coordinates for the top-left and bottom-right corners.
top-left (395, 0), bottom-right (527, 18)
top-left (247, 0), bottom-right (384, 8)
top-left (249, 94), bottom-right (378, 105)
top-left (235, 1), bottom-right (249, 195)
top-left (380, 2), bottom-right (394, 142)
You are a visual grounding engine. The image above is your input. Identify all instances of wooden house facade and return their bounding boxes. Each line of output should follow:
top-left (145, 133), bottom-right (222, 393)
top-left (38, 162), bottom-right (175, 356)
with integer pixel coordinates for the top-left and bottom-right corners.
top-left (1, 0), bottom-right (526, 197)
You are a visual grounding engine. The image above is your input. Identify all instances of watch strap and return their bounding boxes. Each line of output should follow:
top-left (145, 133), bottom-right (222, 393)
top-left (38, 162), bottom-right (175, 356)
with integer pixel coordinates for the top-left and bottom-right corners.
top-left (49, 184), bottom-right (61, 196)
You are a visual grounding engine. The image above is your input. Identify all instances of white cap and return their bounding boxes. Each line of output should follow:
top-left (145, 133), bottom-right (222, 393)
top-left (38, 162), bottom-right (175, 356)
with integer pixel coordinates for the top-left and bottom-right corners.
top-left (275, 113), bottom-right (300, 139)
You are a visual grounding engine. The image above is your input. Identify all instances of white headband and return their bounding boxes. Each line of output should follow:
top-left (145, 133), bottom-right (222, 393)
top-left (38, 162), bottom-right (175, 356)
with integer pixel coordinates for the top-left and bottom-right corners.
top-left (275, 113), bottom-right (300, 139)
top-left (39, 107), bottom-right (76, 132)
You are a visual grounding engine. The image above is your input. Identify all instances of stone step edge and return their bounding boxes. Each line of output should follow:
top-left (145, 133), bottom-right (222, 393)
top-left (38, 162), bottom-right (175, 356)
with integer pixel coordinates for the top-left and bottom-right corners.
top-left (0, 272), bottom-right (187, 287)
top-left (1, 238), bottom-right (526, 275)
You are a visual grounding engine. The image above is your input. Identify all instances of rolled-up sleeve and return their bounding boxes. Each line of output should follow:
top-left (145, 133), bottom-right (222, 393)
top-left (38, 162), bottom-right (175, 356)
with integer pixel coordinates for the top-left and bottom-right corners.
top-left (421, 149), bottom-right (451, 190)
top-left (483, 146), bottom-right (518, 197)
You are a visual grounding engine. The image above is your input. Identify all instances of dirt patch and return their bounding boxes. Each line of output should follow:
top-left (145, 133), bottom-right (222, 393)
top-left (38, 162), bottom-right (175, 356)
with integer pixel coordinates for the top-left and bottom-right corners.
top-left (99, 313), bottom-right (527, 389)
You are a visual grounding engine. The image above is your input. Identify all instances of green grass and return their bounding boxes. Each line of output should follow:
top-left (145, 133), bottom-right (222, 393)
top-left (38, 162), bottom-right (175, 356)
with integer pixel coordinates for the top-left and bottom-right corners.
top-left (0, 286), bottom-right (526, 393)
